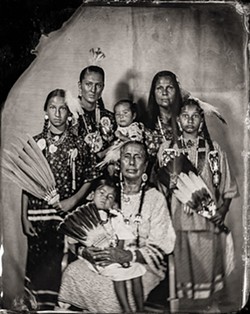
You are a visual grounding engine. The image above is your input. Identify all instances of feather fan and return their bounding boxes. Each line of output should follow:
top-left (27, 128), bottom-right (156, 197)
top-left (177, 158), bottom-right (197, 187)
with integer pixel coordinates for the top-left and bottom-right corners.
top-left (157, 151), bottom-right (229, 233)
top-left (2, 134), bottom-right (59, 206)
top-left (58, 203), bottom-right (111, 249)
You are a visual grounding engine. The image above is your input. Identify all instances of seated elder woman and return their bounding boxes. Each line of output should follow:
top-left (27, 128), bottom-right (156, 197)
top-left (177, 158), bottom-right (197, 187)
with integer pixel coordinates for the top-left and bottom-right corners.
top-left (58, 141), bottom-right (176, 313)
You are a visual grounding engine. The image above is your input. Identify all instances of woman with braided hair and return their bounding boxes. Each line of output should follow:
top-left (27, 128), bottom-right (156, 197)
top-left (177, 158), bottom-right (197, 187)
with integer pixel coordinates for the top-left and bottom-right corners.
top-left (157, 97), bottom-right (238, 310)
top-left (21, 89), bottom-right (95, 310)
top-left (58, 141), bottom-right (176, 313)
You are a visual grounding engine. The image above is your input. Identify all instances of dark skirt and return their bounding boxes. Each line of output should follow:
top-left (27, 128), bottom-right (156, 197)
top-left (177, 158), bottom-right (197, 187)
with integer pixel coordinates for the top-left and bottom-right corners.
top-left (25, 220), bottom-right (64, 310)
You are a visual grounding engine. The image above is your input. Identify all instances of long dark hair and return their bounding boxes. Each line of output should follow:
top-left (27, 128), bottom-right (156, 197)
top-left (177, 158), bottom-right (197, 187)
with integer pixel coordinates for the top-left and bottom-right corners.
top-left (146, 71), bottom-right (182, 132)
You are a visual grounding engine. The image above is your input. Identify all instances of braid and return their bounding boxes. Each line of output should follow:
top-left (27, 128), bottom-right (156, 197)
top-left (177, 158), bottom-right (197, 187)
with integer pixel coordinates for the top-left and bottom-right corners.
top-left (202, 120), bottom-right (221, 201)
top-left (79, 114), bottom-right (85, 134)
top-left (42, 116), bottom-right (49, 139)
top-left (202, 121), bottom-right (214, 151)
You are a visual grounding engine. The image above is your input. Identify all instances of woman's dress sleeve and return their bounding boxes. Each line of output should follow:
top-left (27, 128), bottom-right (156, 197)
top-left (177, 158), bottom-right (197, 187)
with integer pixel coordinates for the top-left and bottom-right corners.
top-left (138, 189), bottom-right (176, 278)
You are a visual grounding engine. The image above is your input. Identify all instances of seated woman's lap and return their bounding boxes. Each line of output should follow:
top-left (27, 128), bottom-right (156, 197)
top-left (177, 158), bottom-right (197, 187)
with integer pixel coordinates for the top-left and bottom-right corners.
top-left (58, 259), bottom-right (162, 313)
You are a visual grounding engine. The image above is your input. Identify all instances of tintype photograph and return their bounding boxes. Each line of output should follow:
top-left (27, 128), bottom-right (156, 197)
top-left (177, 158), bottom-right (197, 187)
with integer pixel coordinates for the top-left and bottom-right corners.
top-left (0, 0), bottom-right (249, 313)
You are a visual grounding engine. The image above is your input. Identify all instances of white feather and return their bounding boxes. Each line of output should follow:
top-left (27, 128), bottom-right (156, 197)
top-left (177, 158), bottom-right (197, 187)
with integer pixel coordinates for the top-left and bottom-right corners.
top-left (189, 96), bottom-right (226, 124)
top-left (97, 141), bottom-right (124, 168)
top-left (65, 90), bottom-right (83, 124)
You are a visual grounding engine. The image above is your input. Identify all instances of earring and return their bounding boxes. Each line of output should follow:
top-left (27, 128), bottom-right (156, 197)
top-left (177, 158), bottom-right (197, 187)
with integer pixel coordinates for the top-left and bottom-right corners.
top-left (177, 121), bottom-right (183, 132)
top-left (142, 173), bottom-right (148, 183)
top-left (198, 121), bottom-right (203, 133)
top-left (44, 114), bottom-right (49, 120)
top-left (120, 172), bottom-right (123, 182)
top-left (67, 116), bottom-right (72, 122)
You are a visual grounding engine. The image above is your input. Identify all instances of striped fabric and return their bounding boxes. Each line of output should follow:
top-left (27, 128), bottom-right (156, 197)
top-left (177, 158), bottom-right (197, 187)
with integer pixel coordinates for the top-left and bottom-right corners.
top-left (28, 208), bottom-right (63, 222)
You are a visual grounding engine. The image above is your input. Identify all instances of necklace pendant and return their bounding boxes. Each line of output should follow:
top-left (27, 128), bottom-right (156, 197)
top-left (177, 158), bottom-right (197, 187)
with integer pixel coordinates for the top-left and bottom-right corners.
top-left (124, 218), bottom-right (130, 225)
top-left (186, 139), bottom-right (194, 148)
top-left (122, 195), bottom-right (130, 203)
top-left (49, 144), bottom-right (58, 154)
top-left (134, 214), bottom-right (142, 225)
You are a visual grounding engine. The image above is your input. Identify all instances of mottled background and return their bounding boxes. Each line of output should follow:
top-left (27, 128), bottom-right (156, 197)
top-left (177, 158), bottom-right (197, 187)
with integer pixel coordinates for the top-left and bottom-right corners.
top-left (1, 0), bottom-right (249, 311)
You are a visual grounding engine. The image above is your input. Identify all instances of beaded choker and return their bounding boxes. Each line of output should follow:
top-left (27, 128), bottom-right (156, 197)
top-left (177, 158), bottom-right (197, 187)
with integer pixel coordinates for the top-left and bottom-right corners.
top-left (46, 129), bottom-right (68, 154)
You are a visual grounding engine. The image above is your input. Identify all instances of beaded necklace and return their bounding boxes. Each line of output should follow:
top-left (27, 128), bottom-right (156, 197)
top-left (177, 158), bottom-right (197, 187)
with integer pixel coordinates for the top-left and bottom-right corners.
top-left (120, 180), bottom-right (146, 247)
top-left (81, 102), bottom-right (103, 153)
top-left (179, 135), bottom-right (206, 173)
top-left (46, 129), bottom-right (68, 154)
top-left (81, 101), bottom-right (101, 133)
top-left (179, 135), bottom-right (221, 191)
top-left (157, 117), bottom-right (173, 141)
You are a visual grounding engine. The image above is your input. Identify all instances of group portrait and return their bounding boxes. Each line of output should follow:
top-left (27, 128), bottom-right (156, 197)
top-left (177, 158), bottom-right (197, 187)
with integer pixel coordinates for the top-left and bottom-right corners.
top-left (1, 0), bottom-right (250, 313)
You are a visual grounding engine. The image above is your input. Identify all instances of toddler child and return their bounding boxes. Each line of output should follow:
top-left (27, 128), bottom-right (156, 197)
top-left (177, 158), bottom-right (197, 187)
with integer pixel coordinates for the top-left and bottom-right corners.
top-left (59, 179), bottom-right (146, 312)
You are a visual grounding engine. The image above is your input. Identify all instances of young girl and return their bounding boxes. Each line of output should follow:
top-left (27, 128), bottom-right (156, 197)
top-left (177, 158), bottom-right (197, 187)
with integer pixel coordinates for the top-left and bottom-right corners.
top-left (21, 89), bottom-right (95, 310)
top-left (157, 97), bottom-right (238, 307)
top-left (97, 99), bottom-right (144, 170)
top-left (59, 179), bottom-right (146, 312)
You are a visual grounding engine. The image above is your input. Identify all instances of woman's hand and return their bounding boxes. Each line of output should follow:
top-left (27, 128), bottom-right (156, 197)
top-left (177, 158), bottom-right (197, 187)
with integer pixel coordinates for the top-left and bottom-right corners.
top-left (53, 197), bottom-right (75, 212)
top-left (210, 206), bottom-right (227, 225)
top-left (22, 218), bottom-right (37, 237)
top-left (210, 199), bottom-right (231, 225)
top-left (88, 247), bottom-right (132, 267)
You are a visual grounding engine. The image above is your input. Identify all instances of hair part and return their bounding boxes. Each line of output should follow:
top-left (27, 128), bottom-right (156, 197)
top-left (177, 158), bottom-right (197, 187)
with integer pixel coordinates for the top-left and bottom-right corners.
top-left (43, 89), bottom-right (66, 111)
top-left (79, 65), bottom-right (105, 83)
top-left (146, 70), bottom-right (182, 130)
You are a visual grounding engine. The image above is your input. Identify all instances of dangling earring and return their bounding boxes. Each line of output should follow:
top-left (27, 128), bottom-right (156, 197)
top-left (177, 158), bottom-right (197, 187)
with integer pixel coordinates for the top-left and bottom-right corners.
top-left (120, 172), bottom-right (123, 183)
top-left (67, 116), bottom-right (72, 128)
top-left (142, 173), bottom-right (148, 183)
top-left (44, 114), bottom-right (49, 121)
top-left (177, 121), bottom-right (183, 132)
top-left (198, 121), bottom-right (203, 134)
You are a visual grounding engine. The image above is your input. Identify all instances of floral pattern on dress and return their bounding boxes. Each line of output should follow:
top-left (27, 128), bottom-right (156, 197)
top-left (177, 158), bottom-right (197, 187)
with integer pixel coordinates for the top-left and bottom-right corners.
top-left (144, 122), bottom-right (173, 157)
top-left (27, 130), bottom-right (95, 215)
